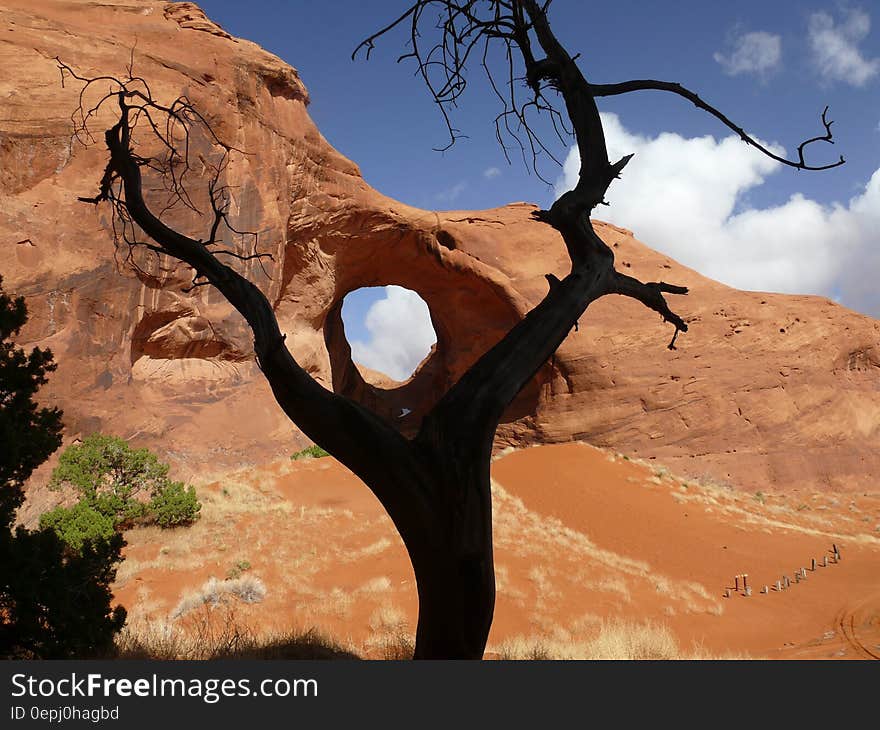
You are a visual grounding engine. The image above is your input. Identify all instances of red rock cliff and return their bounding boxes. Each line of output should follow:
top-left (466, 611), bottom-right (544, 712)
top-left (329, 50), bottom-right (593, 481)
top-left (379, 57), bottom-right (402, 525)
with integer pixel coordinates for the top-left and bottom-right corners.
top-left (1, 0), bottom-right (877, 491)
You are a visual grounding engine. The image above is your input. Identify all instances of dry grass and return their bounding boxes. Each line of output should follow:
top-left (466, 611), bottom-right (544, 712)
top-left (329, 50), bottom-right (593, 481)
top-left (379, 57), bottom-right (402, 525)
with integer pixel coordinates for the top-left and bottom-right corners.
top-left (493, 618), bottom-right (747, 660)
top-left (666, 472), bottom-right (880, 545)
top-left (491, 480), bottom-right (651, 577)
top-left (494, 562), bottom-right (526, 602)
top-left (592, 576), bottom-right (632, 602)
top-left (311, 587), bottom-right (354, 619)
top-left (364, 603), bottom-right (414, 659)
top-left (367, 633), bottom-right (415, 660)
top-left (368, 603), bottom-right (407, 633)
top-left (491, 479), bottom-right (723, 617)
top-left (116, 461), bottom-right (410, 626)
top-left (349, 537), bottom-right (393, 559)
top-left (651, 575), bottom-right (722, 614)
top-left (119, 609), bottom-right (748, 661)
top-left (116, 605), bottom-right (359, 659)
top-left (171, 575), bottom-right (267, 619)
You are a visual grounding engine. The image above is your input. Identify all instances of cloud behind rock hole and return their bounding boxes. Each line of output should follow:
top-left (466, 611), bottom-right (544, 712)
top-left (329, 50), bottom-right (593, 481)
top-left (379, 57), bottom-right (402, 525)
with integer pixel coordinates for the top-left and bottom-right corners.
top-left (343, 286), bottom-right (437, 382)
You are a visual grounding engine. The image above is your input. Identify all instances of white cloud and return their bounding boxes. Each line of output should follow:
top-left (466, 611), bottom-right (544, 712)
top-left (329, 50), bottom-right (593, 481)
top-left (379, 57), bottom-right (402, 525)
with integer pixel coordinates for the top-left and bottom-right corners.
top-left (554, 113), bottom-right (880, 316)
top-left (349, 286), bottom-right (437, 381)
top-left (714, 30), bottom-right (782, 77)
top-left (808, 8), bottom-right (880, 86)
top-left (483, 166), bottom-right (502, 179)
top-left (434, 180), bottom-right (467, 205)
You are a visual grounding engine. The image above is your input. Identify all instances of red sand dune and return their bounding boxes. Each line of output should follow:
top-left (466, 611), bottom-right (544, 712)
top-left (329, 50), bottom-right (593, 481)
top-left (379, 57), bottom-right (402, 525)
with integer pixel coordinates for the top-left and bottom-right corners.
top-left (114, 443), bottom-right (880, 659)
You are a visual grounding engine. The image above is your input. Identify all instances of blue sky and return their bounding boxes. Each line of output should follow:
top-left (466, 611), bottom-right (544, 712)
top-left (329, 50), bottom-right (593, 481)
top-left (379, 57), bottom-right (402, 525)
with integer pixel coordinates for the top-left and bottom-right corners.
top-left (196, 1), bottom-right (879, 378)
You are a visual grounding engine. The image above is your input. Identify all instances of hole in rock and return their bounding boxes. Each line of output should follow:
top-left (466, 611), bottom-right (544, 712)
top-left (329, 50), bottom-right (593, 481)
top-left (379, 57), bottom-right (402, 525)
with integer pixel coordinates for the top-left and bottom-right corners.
top-left (340, 286), bottom-right (437, 384)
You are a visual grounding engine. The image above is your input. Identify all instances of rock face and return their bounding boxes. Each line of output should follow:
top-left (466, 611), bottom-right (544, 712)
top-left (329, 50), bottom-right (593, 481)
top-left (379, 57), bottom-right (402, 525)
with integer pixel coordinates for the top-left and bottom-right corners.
top-left (1, 0), bottom-right (878, 491)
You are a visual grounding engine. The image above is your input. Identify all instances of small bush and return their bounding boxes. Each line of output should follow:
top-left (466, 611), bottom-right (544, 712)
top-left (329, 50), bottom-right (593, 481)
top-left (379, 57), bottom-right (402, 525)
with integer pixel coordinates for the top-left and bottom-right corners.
top-left (50, 434), bottom-right (168, 514)
top-left (226, 559), bottom-right (251, 580)
top-left (50, 434), bottom-right (200, 530)
top-left (39, 502), bottom-right (115, 554)
top-left (2, 526), bottom-right (126, 658)
top-left (226, 575), bottom-right (266, 604)
top-left (171, 575), bottom-right (267, 619)
top-left (1, 278), bottom-right (124, 658)
top-left (149, 482), bottom-right (201, 528)
top-left (290, 445), bottom-right (330, 460)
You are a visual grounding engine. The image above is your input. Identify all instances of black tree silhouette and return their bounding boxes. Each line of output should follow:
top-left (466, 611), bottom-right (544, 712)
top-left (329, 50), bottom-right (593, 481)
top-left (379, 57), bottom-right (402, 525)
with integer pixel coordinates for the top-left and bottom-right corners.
top-left (64, 0), bottom-right (842, 658)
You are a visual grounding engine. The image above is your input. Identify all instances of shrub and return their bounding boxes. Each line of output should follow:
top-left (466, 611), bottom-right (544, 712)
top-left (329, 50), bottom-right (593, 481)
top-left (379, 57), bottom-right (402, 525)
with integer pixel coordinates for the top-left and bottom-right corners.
top-left (290, 445), bottom-right (330, 460)
top-left (39, 502), bottom-right (116, 553)
top-left (0, 276), bottom-right (62, 528)
top-left (50, 434), bottom-right (200, 529)
top-left (116, 610), bottom-right (359, 660)
top-left (2, 526), bottom-right (126, 658)
top-left (0, 276), bottom-right (125, 658)
top-left (171, 575), bottom-right (267, 619)
top-left (149, 481), bottom-right (201, 528)
top-left (226, 559), bottom-right (252, 580)
top-left (227, 575), bottom-right (266, 603)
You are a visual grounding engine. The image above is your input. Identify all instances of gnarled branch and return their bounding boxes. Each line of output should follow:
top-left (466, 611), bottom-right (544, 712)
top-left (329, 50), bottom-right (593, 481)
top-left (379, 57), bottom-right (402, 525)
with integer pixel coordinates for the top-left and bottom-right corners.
top-left (61, 61), bottom-right (436, 538)
top-left (610, 273), bottom-right (689, 350)
top-left (588, 79), bottom-right (844, 171)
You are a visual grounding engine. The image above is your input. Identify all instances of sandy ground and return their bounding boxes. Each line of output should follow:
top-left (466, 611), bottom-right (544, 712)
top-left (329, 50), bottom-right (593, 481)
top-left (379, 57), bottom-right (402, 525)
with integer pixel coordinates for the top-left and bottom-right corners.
top-left (113, 443), bottom-right (880, 659)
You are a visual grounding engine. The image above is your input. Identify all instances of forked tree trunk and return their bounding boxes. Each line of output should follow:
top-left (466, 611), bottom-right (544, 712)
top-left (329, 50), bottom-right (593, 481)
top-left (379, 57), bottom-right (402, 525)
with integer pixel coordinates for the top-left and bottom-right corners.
top-left (70, 0), bottom-right (708, 660)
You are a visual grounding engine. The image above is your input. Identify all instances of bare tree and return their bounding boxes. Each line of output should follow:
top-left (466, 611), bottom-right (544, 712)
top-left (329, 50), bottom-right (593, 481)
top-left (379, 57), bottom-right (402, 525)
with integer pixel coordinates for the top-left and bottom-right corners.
top-left (63, 0), bottom-right (842, 659)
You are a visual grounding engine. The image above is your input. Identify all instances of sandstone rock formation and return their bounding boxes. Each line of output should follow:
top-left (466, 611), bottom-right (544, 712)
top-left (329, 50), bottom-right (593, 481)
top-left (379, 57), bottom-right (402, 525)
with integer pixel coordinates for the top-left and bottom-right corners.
top-left (2, 0), bottom-right (877, 491)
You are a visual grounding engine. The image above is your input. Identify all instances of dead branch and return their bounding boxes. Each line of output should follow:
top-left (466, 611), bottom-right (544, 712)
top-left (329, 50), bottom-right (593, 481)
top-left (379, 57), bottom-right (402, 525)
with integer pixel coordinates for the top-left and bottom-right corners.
top-left (358, 0), bottom-right (844, 360)
top-left (59, 57), bottom-right (269, 272)
top-left (587, 80), bottom-right (844, 171)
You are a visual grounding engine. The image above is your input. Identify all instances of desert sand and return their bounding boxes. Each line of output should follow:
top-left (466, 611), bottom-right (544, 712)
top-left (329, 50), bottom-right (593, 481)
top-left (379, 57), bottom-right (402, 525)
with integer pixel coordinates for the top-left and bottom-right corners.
top-left (112, 443), bottom-right (880, 659)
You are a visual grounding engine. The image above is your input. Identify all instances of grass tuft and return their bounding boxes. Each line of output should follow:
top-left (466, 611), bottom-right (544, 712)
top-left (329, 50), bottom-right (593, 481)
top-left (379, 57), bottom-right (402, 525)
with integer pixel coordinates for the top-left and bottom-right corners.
top-left (116, 606), bottom-right (359, 659)
top-left (290, 445), bottom-right (330, 460)
top-left (494, 619), bottom-right (748, 660)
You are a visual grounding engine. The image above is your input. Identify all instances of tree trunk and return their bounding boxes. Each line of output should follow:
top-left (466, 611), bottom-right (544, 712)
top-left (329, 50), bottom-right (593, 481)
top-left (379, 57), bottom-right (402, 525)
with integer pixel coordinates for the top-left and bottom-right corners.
top-left (411, 544), bottom-right (495, 659)
top-left (373, 428), bottom-right (495, 660)
top-left (70, 0), bottom-right (703, 658)
top-left (407, 463), bottom-right (495, 659)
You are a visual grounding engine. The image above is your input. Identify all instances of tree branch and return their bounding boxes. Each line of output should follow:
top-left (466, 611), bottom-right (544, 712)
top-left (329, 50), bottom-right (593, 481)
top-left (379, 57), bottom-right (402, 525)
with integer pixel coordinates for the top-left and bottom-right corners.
top-left (63, 64), bottom-right (436, 535)
top-left (420, 258), bottom-right (611, 448)
top-left (588, 80), bottom-right (844, 171)
top-left (610, 272), bottom-right (689, 350)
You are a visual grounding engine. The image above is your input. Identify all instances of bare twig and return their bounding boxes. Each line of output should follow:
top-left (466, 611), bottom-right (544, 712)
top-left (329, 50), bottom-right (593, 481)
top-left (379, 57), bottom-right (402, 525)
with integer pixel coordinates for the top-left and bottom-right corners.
top-left (588, 80), bottom-right (844, 171)
top-left (355, 2), bottom-right (845, 179)
top-left (58, 57), bottom-right (270, 275)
